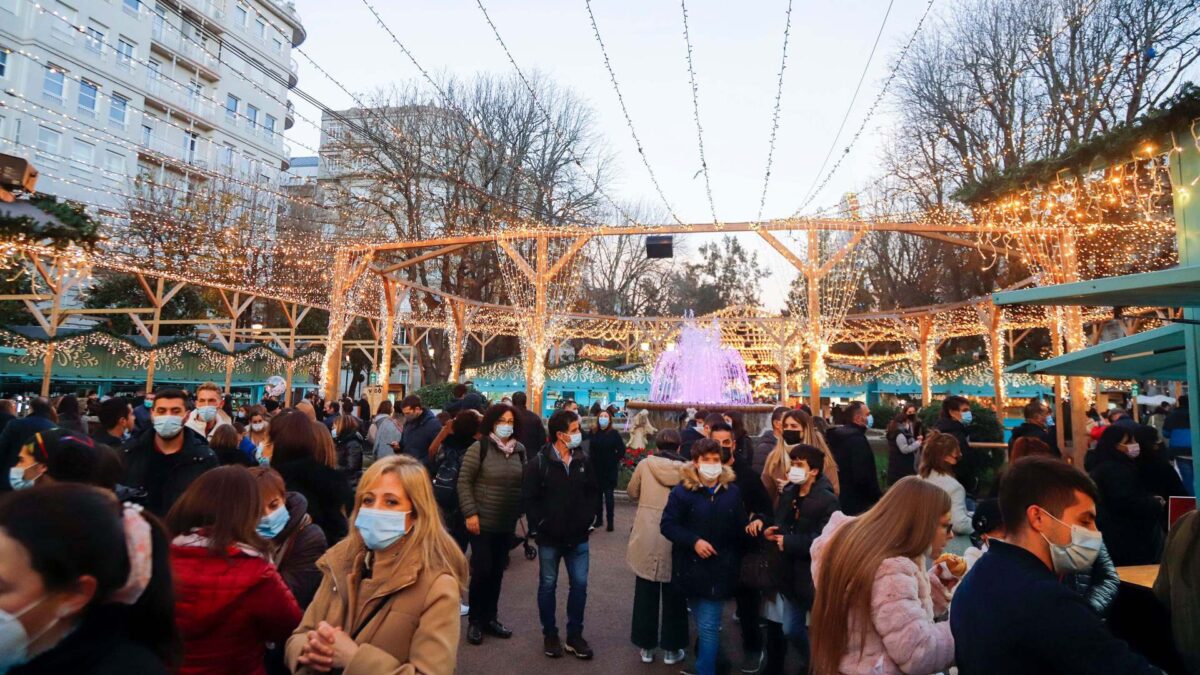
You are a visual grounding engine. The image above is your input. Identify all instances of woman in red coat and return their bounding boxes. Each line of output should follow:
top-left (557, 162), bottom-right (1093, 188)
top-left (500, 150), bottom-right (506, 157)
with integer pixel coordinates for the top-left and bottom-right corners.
top-left (166, 466), bottom-right (302, 675)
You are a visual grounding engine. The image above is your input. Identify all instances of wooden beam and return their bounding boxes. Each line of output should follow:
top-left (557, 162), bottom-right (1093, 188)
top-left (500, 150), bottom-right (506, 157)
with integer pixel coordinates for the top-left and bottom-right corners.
top-left (496, 239), bottom-right (537, 282)
top-left (546, 236), bottom-right (593, 280)
top-left (23, 300), bottom-right (51, 334)
top-left (758, 230), bottom-right (810, 274)
top-left (816, 231), bottom-right (865, 278)
top-left (908, 231), bottom-right (1012, 258)
top-left (135, 273), bottom-right (157, 306)
top-left (376, 244), bottom-right (472, 275)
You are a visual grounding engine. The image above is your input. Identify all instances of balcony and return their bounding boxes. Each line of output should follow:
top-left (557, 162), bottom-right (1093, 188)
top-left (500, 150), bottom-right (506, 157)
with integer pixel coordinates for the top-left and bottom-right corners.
top-left (150, 21), bottom-right (222, 78)
top-left (284, 100), bottom-right (295, 129)
top-left (271, 1), bottom-right (307, 47)
top-left (287, 58), bottom-right (298, 88)
top-left (182, 0), bottom-right (226, 27)
top-left (143, 73), bottom-right (218, 124)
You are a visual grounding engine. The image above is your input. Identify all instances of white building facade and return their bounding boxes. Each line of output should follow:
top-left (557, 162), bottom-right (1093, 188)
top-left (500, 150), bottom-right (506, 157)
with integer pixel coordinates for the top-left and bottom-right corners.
top-left (0, 0), bottom-right (305, 208)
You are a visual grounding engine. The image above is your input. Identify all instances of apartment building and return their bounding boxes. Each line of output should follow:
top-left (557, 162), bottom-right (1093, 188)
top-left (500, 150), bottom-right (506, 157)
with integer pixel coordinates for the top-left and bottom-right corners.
top-left (0, 0), bottom-right (305, 209)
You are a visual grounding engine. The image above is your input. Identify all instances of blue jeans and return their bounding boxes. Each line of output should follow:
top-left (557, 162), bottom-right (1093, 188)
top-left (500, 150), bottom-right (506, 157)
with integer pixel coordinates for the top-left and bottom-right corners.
top-left (781, 598), bottom-right (810, 664)
top-left (688, 598), bottom-right (724, 675)
top-left (537, 542), bottom-right (589, 637)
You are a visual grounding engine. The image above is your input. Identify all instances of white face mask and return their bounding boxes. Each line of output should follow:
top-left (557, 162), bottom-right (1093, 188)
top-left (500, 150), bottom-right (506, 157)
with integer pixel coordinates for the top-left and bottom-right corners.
top-left (250, 422), bottom-right (267, 432)
top-left (567, 432), bottom-right (582, 448)
top-left (787, 467), bottom-right (808, 485)
top-left (1123, 443), bottom-right (1141, 459)
top-left (698, 463), bottom-right (723, 482)
top-left (0, 596), bottom-right (59, 671)
top-left (1038, 508), bottom-right (1103, 574)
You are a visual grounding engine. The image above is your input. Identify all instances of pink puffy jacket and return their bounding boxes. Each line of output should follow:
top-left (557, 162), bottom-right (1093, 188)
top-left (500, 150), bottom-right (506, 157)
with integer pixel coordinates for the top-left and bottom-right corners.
top-left (810, 512), bottom-right (955, 675)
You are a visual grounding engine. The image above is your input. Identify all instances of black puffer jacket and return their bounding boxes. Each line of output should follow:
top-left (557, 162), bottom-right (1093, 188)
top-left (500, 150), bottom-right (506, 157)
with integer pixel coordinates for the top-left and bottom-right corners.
top-left (1061, 541), bottom-right (1120, 617)
top-left (660, 464), bottom-right (749, 600)
top-left (120, 427), bottom-right (217, 517)
top-left (273, 457), bottom-right (354, 544)
top-left (334, 430), bottom-right (364, 484)
top-left (773, 475), bottom-right (839, 607)
top-left (1089, 445), bottom-right (1165, 566)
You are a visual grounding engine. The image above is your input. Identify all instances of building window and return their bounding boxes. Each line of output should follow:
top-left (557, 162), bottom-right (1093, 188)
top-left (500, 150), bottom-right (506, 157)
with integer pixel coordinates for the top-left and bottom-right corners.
top-left (255, 18), bottom-right (265, 39)
top-left (109, 94), bottom-right (129, 128)
top-left (85, 25), bottom-right (105, 54)
top-left (225, 94), bottom-right (239, 122)
top-left (182, 131), bottom-right (198, 163)
top-left (77, 80), bottom-right (98, 116)
top-left (42, 67), bottom-right (65, 105)
top-left (104, 149), bottom-right (126, 174)
top-left (247, 104), bottom-right (259, 130)
top-left (35, 126), bottom-right (61, 160)
top-left (116, 39), bottom-right (135, 69)
top-left (123, 0), bottom-right (140, 15)
top-left (273, 37), bottom-right (283, 54)
top-left (235, 4), bottom-right (247, 26)
top-left (71, 138), bottom-right (94, 167)
top-left (141, 123), bottom-right (153, 146)
top-left (146, 59), bottom-right (161, 82)
top-left (220, 143), bottom-right (234, 166)
top-left (264, 114), bottom-right (276, 138)
top-left (0, 49), bottom-right (8, 79)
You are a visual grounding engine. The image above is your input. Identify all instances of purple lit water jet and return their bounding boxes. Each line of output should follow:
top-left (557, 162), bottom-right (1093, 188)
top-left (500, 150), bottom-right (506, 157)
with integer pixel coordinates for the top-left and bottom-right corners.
top-left (649, 319), bottom-right (754, 405)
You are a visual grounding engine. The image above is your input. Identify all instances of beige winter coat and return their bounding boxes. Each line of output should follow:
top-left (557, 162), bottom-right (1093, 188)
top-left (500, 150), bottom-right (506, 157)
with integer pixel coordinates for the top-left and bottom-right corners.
top-left (626, 455), bottom-right (686, 582)
top-left (285, 535), bottom-right (461, 675)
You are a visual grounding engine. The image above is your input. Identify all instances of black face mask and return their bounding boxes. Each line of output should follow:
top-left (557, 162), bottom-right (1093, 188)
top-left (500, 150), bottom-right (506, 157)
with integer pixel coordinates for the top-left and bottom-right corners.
top-left (782, 429), bottom-right (803, 445)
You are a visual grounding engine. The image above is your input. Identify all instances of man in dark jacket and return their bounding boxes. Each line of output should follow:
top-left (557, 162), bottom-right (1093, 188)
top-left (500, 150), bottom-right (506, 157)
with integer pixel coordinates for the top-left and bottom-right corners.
top-left (93, 397), bottom-right (134, 449)
top-left (951, 457), bottom-right (1158, 674)
top-left (660, 438), bottom-right (749, 675)
top-left (765, 442), bottom-right (839, 671)
top-left (1009, 399), bottom-right (1060, 458)
top-left (935, 395), bottom-right (979, 495)
top-left (445, 383), bottom-right (487, 415)
top-left (513, 391), bottom-right (546, 454)
top-left (523, 409), bottom-right (598, 660)
top-left (121, 388), bottom-right (217, 516)
top-left (398, 394), bottom-right (442, 463)
top-left (824, 401), bottom-right (880, 515)
top-left (679, 409), bottom-right (708, 455)
top-left (0, 396), bottom-right (57, 493)
top-left (711, 422), bottom-right (772, 671)
top-left (133, 389), bottom-right (154, 434)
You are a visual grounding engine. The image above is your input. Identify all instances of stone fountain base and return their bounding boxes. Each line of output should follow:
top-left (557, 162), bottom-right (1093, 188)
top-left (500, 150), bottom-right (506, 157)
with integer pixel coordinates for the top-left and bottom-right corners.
top-left (625, 400), bottom-right (776, 435)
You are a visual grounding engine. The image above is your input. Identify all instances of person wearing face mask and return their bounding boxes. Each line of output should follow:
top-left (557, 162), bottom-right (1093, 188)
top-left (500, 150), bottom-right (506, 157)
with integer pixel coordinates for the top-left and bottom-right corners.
top-left (121, 388), bottom-right (217, 517)
top-left (396, 395), bottom-right (442, 463)
top-left (523, 409), bottom-right (599, 660)
top-left (1009, 399), bottom-right (1062, 459)
top-left (935, 395), bottom-right (981, 496)
top-left (660, 438), bottom-right (750, 675)
top-left (456, 404), bottom-right (526, 646)
top-left (824, 401), bottom-right (881, 516)
top-left (238, 406), bottom-right (270, 464)
top-left (762, 443), bottom-right (838, 673)
top-left (809, 477), bottom-right (960, 675)
top-left (249, 466), bottom-right (328, 675)
top-left (8, 429), bottom-right (124, 491)
top-left (588, 410), bottom-right (626, 532)
top-left (886, 404), bottom-right (924, 484)
top-left (93, 397), bottom-right (135, 449)
top-left (165, 466), bottom-right (302, 675)
top-left (285, 455), bottom-right (467, 673)
top-left (183, 383), bottom-right (231, 441)
top-left (0, 484), bottom-right (179, 675)
top-left (1088, 425), bottom-right (1166, 566)
top-left (762, 408), bottom-right (840, 508)
top-left (951, 457), bottom-right (1159, 674)
top-left (919, 432), bottom-right (975, 552)
top-left (0, 397), bottom-right (56, 495)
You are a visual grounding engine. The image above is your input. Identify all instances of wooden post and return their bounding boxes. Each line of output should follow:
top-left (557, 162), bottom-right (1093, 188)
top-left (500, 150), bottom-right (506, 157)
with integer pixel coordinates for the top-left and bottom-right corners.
top-left (24, 255), bottom-right (84, 397)
top-left (321, 251), bottom-right (372, 402)
top-left (1058, 229), bottom-right (1091, 464)
top-left (1048, 308), bottom-right (1067, 456)
top-left (1168, 127), bottom-right (1200, 498)
top-left (917, 316), bottom-right (933, 407)
top-left (376, 282), bottom-right (407, 396)
top-left (806, 231), bottom-right (823, 413)
top-left (980, 303), bottom-right (1006, 422)
top-left (446, 298), bottom-right (467, 384)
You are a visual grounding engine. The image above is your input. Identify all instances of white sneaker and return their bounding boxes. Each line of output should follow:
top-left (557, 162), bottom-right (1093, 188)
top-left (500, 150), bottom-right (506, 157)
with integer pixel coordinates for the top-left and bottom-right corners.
top-left (460, 603), bottom-right (469, 617)
top-left (640, 648), bottom-right (655, 663)
top-left (664, 649), bottom-right (686, 665)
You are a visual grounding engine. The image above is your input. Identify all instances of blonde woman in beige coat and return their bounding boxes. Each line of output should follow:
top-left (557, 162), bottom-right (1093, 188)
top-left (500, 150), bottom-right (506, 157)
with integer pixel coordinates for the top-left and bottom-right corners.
top-left (625, 429), bottom-right (689, 666)
top-left (286, 455), bottom-right (467, 674)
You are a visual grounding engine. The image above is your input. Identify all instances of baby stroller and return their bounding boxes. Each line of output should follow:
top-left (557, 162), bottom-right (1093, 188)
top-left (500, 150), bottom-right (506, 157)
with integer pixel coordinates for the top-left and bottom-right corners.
top-left (510, 516), bottom-right (537, 560)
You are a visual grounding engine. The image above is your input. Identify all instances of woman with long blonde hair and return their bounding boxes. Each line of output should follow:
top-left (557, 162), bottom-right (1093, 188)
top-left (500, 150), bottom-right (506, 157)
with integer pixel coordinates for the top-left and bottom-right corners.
top-left (286, 455), bottom-right (468, 673)
top-left (809, 476), bottom-right (960, 675)
top-left (762, 409), bottom-right (840, 506)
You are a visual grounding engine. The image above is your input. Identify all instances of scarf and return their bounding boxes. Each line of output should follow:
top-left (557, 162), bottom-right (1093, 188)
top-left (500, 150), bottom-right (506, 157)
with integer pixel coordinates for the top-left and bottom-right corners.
top-left (490, 433), bottom-right (518, 457)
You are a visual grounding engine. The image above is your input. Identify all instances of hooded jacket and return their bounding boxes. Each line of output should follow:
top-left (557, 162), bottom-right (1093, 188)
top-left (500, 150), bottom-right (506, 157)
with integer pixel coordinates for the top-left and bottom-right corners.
top-left (522, 444), bottom-right (598, 547)
top-left (121, 427), bottom-right (218, 517)
top-left (170, 535), bottom-right (302, 675)
top-left (660, 464), bottom-right (748, 600)
top-left (335, 430), bottom-right (365, 483)
top-left (824, 424), bottom-right (881, 516)
top-left (269, 491), bottom-right (329, 609)
top-left (1088, 445), bottom-right (1165, 566)
top-left (284, 534), bottom-right (462, 675)
top-left (811, 512), bottom-right (955, 675)
top-left (773, 475), bottom-right (839, 607)
top-left (626, 454), bottom-right (687, 582)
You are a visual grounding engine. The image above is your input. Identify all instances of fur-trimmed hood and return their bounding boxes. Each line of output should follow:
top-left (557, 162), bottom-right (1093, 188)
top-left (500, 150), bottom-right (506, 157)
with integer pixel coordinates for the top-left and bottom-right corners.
top-left (679, 463), bottom-right (737, 491)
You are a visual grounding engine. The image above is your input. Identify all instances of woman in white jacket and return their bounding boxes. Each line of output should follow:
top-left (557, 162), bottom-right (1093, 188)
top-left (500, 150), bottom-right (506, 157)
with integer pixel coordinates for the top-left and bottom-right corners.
top-left (625, 429), bottom-right (689, 665)
top-left (918, 431), bottom-right (974, 552)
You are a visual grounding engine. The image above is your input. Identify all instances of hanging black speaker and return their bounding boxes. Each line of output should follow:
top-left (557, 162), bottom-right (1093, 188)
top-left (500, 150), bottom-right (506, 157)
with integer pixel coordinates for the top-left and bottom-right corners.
top-left (646, 235), bottom-right (673, 259)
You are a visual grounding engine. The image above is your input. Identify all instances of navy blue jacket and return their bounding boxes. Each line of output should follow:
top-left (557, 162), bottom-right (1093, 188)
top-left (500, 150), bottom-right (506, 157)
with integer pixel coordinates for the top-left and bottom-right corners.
top-left (399, 409), bottom-right (442, 463)
top-left (0, 414), bottom-right (57, 493)
top-left (951, 539), bottom-right (1158, 674)
top-left (660, 465), bottom-right (748, 600)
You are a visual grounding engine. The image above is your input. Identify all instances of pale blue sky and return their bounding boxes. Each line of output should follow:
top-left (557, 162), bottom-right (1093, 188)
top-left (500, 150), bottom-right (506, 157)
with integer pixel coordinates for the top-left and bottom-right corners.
top-left (286, 0), bottom-right (933, 308)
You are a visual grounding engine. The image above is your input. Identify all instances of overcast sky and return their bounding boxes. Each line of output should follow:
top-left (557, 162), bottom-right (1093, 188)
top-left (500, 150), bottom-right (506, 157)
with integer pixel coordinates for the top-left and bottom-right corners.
top-left (285, 0), bottom-right (933, 309)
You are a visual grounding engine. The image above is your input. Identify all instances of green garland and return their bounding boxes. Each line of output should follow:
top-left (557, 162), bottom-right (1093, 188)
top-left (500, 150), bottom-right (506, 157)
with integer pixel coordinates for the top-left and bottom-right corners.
top-left (0, 194), bottom-right (103, 251)
top-left (0, 324), bottom-right (323, 362)
top-left (955, 83), bottom-right (1200, 205)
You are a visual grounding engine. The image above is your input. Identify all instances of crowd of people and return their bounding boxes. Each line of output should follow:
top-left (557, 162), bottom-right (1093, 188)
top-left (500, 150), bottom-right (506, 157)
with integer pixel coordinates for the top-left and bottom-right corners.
top-left (0, 385), bottom-right (1196, 674)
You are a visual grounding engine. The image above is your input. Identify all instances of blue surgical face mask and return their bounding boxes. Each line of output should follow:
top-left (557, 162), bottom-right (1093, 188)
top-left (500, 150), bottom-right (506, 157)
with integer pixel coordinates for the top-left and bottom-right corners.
top-left (1038, 508), bottom-right (1103, 574)
top-left (1046, 415), bottom-right (1055, 427)
top-left (568, 432), bottom-right (582, 448)
top-left (144, 399), bottom-right (154, 408)
top-left (866, 414), bottom-right (874, 428)
top-left (961, 411), bottom-right (974, 425)
top-left (196, 406), bottom-right (217, 422)
top-left (257, 504), bottom-right (289, 539)
top-left (0, 596), bottom-right (54, 672)
top-left (8, 466), bottom-right (36, 491)
top-left (153, 415), bottom-right (184, 439)
top-left (494, 423), bottom-right (514, 439)
top-left (598, 417), bottom-right (609, 429)
top-left (355, 507), bottom-right (409, 551)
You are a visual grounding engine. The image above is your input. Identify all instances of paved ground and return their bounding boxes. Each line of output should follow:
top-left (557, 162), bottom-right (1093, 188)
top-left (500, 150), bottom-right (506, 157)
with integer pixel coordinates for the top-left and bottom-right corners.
top-left (455, 499), bottom-right (772, 675)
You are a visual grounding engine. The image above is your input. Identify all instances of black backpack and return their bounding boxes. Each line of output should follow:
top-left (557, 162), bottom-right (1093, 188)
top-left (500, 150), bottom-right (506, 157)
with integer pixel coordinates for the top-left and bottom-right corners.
top-left (432, 444), bottom-right (466, 513)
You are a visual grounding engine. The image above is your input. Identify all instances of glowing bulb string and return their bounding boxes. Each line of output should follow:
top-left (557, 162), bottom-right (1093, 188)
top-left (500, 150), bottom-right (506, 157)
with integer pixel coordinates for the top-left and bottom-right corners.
top-left (678, 0), bottom-right (719, 226)
top-left (754, 0), bottom-right (795, 226)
